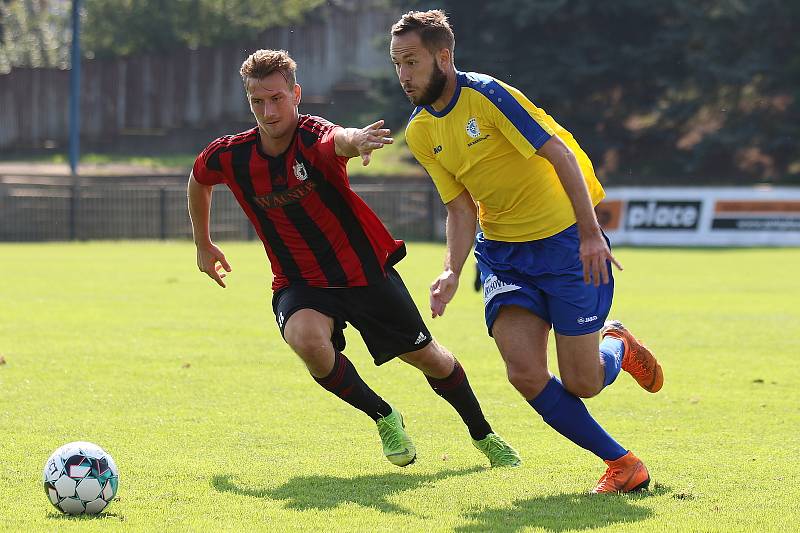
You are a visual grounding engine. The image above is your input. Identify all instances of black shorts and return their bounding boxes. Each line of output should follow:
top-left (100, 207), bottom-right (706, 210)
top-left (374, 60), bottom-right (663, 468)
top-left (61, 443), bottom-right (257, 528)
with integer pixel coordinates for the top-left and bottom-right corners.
top-left (271, 267), bottom-right (432, 366)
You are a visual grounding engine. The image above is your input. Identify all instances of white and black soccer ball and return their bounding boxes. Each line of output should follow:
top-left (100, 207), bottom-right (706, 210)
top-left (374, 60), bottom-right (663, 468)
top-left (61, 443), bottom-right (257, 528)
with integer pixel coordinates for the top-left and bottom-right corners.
top-left (43, 441), bottom-right (119, 515)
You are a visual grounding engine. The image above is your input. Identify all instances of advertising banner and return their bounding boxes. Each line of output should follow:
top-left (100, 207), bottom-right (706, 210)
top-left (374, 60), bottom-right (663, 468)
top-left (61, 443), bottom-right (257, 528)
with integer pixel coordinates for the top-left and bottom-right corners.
top-left (597, 187), bottom-right (800, 246)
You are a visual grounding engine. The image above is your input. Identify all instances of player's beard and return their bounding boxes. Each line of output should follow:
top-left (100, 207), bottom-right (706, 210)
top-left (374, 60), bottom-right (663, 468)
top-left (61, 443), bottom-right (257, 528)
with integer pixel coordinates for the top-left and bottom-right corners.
top-left (410, 61), bottom-right (447, 106)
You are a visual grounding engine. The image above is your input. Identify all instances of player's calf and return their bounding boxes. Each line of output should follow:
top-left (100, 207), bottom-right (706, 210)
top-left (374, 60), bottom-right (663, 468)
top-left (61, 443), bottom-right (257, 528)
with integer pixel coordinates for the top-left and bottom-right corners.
top-left (400, 339), bottom-right (454, 378)
top-left (560, 373), bottom-right (603, 399)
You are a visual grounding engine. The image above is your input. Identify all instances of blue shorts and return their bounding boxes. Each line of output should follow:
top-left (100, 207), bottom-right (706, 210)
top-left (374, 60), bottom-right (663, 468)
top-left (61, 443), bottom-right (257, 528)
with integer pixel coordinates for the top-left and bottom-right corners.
top-left (475, 224), bottom-right (614, 337)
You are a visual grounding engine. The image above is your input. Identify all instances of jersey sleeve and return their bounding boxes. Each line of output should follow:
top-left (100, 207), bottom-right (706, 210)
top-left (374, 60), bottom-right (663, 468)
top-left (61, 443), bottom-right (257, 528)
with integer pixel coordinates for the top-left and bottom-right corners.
top-left (318, 125), bottom-right (349, 183)
top-left (481, 79), bottom-right (555, 158)
top-left (192, 139), bottom-right (227, 185)
top-left (300, 116), bottom-right (347, 162)
top-left (298, 116), bottom-right (348, 184)
top-left (317, 124), bottom-right (345, 161)
top-left (405, 122), bottom-right (464, 204)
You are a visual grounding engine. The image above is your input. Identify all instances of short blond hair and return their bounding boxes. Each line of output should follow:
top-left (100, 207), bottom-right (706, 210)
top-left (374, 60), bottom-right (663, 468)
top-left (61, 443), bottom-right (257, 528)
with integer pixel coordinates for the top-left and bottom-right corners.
top-left (240, 49), bottom-right (297, 89)
top-left (391, 10), bottom-right (455, 54)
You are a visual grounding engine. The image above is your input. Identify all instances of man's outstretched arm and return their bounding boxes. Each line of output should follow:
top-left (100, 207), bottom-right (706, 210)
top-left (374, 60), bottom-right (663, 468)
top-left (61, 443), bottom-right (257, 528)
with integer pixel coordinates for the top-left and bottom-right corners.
top-left (334, 119), bottom-right (394, 166)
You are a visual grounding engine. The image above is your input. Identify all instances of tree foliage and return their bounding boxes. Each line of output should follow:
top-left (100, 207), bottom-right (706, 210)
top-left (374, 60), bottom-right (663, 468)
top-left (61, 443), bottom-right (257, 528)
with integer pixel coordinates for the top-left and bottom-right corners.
top-left (0, 0), bottom-right (325, 69)
top-left (391, 0), bottom-right (799, 183)
top-left (0, 0), bottom-right (71, 73)
top-left (1, 0), bottom-right (796, 183)
top-left (82, 0), bottom-right (325, 58)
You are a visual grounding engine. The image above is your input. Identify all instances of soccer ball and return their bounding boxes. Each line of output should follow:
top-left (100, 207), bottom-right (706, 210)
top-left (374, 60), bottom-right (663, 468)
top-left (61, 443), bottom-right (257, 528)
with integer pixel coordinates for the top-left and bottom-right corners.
top-left (43, 441), bottom-right (119, 515)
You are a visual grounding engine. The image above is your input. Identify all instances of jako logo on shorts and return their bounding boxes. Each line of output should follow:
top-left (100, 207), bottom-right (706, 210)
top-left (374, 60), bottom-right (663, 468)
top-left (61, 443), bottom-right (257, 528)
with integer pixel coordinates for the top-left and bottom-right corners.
top-left (483, 274), bottom-right (521, 305)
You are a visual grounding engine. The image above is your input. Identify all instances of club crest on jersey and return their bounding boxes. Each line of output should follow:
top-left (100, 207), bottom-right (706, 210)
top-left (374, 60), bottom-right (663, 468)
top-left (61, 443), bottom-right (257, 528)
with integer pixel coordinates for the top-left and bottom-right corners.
top-left (293, 160), bottom-right (308, 181)
top-left (483, 274), bottom-right (521, 305)
top-left (466, 117), bottom-right (481, 138)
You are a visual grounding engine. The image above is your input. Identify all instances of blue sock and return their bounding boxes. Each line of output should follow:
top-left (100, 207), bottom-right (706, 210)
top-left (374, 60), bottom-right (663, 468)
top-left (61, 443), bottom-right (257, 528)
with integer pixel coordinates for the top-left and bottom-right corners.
top-left (599, 337), bottom-right (625, 388)
top-left (528, 376), bottom-right (627, 461)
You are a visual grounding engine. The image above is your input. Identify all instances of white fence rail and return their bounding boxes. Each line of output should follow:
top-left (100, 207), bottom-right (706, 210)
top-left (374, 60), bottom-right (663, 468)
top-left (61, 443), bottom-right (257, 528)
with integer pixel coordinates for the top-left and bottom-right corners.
top-left (0, 180), bottom-right (444, 242)
top-left (2, 182), bottom-right (798, 246)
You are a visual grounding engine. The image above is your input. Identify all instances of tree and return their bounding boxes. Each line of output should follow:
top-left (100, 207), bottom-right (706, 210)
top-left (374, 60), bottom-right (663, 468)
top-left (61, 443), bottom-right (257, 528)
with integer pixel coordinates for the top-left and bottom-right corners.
top-left (389, 0), bottom-right (799, 183)
top-left (81, 0), bottom-right (326, 58)
top-left (0, 0), bottom-right (326, 70)
top-left (0, 0), bottom-right (71, 73)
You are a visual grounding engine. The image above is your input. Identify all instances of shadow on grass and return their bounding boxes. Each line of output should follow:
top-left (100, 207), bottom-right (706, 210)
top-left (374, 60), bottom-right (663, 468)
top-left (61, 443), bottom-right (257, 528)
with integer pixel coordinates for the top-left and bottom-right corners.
top-left (212, 466), bottom-right (483, 515)
top-left (47, 511), bottom-right (124, 521)
top-left (455, 483), bottom-right (671, 533)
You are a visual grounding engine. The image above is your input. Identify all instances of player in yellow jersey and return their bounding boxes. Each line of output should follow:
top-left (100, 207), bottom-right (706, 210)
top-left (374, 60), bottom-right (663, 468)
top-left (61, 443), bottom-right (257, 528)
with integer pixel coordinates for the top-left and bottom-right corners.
top-left (390, 10), bottom-right (664, 493)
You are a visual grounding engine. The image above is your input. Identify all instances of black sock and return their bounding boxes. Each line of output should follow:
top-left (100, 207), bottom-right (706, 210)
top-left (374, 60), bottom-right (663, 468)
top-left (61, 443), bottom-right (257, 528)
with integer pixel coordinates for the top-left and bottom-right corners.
top-left (426, 359), bottom-right (492, 440)
top-left (314, 352), bottom-right (392, 421)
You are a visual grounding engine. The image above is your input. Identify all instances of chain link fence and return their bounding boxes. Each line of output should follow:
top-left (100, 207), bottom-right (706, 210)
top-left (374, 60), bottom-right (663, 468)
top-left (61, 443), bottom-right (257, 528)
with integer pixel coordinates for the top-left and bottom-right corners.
top-left (0, 179), bottom-right (446, 242)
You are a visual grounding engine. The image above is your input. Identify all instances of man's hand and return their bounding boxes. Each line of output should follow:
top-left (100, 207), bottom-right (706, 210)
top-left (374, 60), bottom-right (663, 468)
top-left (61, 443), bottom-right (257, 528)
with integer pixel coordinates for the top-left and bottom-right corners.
top-left (196, 242), bottom-right (232, 288)
top-left (580, 231), bottom-right (623, 286)
top-left (350, 120), bottom-right (394, 166)
top-left (430, 269), bottom-right (460, 318)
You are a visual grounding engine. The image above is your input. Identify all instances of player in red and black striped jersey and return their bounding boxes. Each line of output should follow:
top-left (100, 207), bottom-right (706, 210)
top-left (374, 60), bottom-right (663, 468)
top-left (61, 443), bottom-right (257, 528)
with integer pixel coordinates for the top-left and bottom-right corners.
top-left (192, 114), bottom-right (405, 291)
top-left (188, 49), bottom-right (520, 468)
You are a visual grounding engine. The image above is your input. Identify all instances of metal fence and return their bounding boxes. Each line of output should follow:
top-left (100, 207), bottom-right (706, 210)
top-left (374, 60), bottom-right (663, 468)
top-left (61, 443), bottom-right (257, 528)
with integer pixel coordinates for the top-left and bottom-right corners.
top-left (0, 179), bottom-right (446, 242)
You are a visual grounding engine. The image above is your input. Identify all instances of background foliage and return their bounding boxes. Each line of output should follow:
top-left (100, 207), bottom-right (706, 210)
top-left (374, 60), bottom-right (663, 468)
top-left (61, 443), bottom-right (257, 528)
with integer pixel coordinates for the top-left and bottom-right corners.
top-left (390, 0), bottom-right (800, 183)
top-left (1, 0), bottom-right (797, 183)
top-left (81, 0), bottom-right (325, 57)
top-left (0, 0), bottom-right (325, 62)
top-left (0, 0), bottom-right (71, 71)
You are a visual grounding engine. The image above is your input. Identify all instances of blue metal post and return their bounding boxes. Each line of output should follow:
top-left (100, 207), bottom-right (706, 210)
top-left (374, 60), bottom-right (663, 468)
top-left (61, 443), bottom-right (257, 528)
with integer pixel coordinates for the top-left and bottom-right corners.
top-left (68, 0), bottom-right (82, 176)
top-left (160, 187), bottom-right (168, 240)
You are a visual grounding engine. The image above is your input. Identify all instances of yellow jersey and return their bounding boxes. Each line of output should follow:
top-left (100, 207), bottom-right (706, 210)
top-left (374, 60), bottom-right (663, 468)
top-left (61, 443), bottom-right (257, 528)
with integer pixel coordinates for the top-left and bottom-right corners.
top-left (405, 71), bottom-right (605, 242)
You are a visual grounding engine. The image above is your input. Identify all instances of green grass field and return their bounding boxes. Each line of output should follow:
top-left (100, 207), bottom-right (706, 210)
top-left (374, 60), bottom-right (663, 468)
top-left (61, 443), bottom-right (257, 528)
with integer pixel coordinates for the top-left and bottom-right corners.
top-left (1, 242), bottom-right (798, 532)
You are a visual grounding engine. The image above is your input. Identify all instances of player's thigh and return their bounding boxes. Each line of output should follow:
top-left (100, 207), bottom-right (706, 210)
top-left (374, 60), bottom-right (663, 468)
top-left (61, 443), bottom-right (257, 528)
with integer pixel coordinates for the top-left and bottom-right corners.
top-left (283, 309), bottom-right (336, 353)
top-left (492, 305), bottom-right (551, 394)
top-left (540, 226), bottom-right (614, 337)
top-left (476, 234), bottom-right (552, 337)
top-left (554, 330), bottom-right (604, 397)
top-left (273, 285), bottom-right (345, 359)
top-left (345, 268), bottom-right (432, 366)
top-left (283, 308), bottom-right (338, 377)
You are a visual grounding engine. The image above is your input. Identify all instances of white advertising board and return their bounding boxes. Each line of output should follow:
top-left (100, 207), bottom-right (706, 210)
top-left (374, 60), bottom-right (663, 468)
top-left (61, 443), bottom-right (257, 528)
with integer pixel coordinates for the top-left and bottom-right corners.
top-left (597, 187), bottom-right (800, 246)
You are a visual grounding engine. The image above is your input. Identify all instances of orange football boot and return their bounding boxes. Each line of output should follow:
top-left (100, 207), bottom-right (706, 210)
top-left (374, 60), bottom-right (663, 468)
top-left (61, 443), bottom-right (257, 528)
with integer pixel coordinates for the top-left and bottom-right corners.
top-left (601, 320), bottom-right (663, 393)
top-left (591, 451), bottom-right (650, 494)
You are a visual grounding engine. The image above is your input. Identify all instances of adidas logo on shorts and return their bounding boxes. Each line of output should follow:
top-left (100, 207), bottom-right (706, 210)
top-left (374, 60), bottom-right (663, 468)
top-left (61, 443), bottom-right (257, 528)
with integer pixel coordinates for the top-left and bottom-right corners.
top-left (414, 332), bottom-right (427, 345)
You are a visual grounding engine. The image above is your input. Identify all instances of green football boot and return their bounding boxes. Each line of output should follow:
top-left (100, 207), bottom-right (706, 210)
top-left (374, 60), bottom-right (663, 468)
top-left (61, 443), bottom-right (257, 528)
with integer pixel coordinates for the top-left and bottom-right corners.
top-left (473, 433), bottom-right (521, 467)
top-left (376, 408), bottom-right (417, 467)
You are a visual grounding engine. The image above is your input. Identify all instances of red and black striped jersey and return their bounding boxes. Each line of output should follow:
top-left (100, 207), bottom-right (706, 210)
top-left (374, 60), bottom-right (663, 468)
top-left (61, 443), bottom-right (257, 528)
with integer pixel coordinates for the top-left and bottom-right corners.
top-left (192, 115), bottom-right (405, 291)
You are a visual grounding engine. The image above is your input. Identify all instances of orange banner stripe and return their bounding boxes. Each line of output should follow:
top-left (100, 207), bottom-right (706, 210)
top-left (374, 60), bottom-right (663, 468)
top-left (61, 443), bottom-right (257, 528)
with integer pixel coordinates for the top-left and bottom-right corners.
top-left (595, 200), bottom-right (623, 231)
top-left (715, 201), bottom-right (800, 213)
